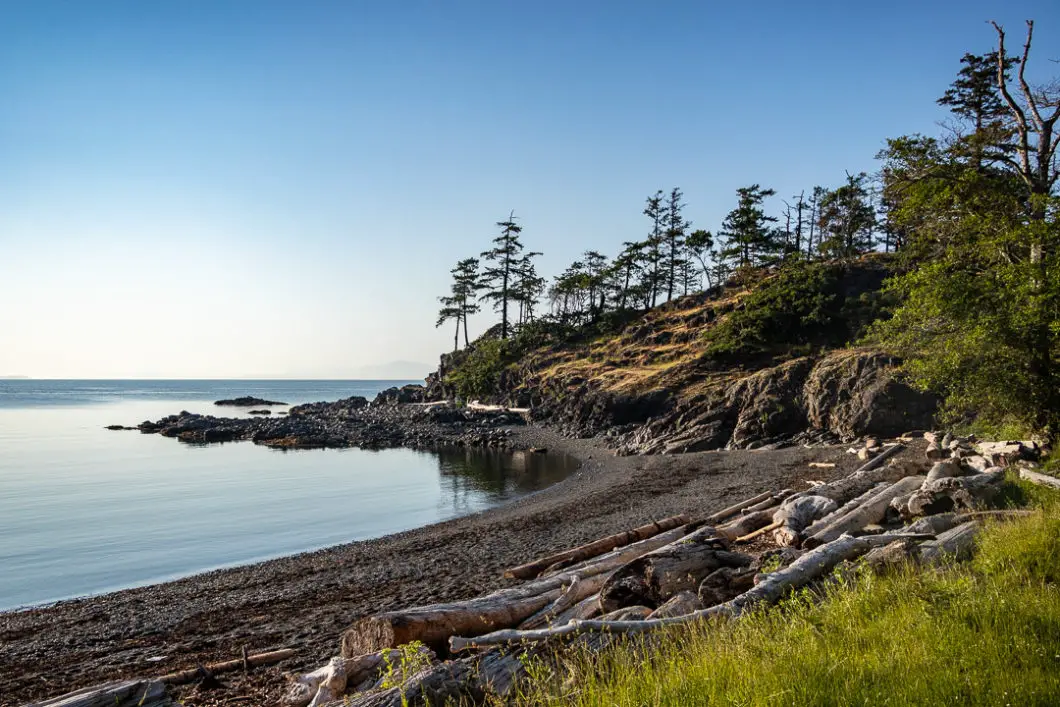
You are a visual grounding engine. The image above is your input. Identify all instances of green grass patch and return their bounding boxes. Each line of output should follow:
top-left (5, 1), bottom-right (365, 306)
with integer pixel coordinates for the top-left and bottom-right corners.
top-left (507, 491), bottom-right (1060, 706)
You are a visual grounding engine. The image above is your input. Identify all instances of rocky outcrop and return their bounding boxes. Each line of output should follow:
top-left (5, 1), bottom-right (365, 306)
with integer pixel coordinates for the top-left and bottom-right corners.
top-left (137, 398), bottom-right (524, 451)
top-left (215, 396), bottom-right (287, 407)
top-left (372, 384), bottom-right (427, 406)
top-left (506, 350), bottom-right (935, 455)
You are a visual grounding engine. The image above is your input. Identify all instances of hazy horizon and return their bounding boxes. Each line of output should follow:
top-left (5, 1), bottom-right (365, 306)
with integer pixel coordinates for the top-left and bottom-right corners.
top-left (2, 1), bottom-right (1057, 378)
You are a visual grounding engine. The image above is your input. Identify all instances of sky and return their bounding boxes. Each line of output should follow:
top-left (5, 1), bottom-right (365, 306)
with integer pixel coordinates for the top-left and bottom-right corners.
top-left (1, 1), bottom-right (1057, 379)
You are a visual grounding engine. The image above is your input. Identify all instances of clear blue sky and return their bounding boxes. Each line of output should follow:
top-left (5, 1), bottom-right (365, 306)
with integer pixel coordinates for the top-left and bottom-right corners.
top-left (1, 1), bottom-right (1057, 378)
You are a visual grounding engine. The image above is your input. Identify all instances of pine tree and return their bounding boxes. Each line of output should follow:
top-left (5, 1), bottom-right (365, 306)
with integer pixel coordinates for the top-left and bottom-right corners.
top-left (436, 258), bottom-right (481, 351)
top-left (685, 229), bottom-right (715, 289)
top-left (581, 250), bottom-right (610, 320)
top-left (937, 51), bottom-right (1016, 171)
top-left (718, 185), bottom-right (780, 269)
top-left (479, 211), bottom-right (525, 339)
top-left (663, 187), bottom-right (690, 301)
top-left (642, 191), bottom-right (666, 307)
top-left (610, 241), bottom-right (646, 311)
top-left (511, 252), bottom-right (545, 327)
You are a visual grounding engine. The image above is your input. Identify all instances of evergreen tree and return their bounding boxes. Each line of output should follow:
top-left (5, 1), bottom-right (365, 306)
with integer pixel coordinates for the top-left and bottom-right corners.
top-left (642, 191), bottom-right (666, 307)
top-left (718, 185), bottom-right (780, 269)
top-left (662, 187), bottom-right (690, 301)
top-left (816, 173), bottom-right (878, 258)
top-left (610, 241), bottom-right (646, 311)
top-left (581, 250), bottom-right (610, 320)
top-left (436, 257), bottom-right (481, 351)
top-left (511, 252), bottom-right (544, 327)
top-left (479, 211), bottom-right (525, 339)
top-left (937, 51), bottom-right (1016, 171)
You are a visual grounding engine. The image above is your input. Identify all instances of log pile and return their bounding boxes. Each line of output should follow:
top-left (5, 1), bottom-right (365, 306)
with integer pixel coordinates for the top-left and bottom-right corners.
top-left (272, 432), bottom-right (1053, 707)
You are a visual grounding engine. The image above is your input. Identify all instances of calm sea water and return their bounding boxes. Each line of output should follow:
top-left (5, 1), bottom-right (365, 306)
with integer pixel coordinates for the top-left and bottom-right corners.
top-left (0, 380), bottom-right (577, 611)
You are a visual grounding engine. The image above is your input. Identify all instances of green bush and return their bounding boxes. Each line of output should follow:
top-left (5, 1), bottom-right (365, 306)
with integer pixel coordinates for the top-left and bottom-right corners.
top-left (705, 260), bottom-right (890, 360)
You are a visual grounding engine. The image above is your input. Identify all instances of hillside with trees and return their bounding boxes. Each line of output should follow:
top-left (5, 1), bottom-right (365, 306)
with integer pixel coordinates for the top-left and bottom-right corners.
top-left (433, 19), bottom-right (1059, 445)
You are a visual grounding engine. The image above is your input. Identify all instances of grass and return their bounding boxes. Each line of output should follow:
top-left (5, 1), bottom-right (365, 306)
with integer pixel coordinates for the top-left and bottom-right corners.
top-left (505, 478), bottom-right (1060, 707)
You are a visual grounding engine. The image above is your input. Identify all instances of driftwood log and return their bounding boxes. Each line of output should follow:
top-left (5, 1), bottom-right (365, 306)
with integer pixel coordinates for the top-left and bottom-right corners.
top-left (918, 520), bottom-right (981, 564)
top-left (598, 526), bottom-right (752, 612)
top-left (804, 476), bottom-right (926, 547)
top-left (342, 525), bottom-right (692, 655)
top-left (448, 533), bottom-right (929, 651)
top-left (157, 647), bottom-right (297, 684)
top-left (517, 573), bottom-right (608, 630)
top-left (716, 509), bottom-right (774, 540)
top-left (27, 681), bottom-right (175, 707)
top-left (770, 495), bottom-right (838, 547)
top-left (795, 449), bottom-right (911, 506)
top-left (905, 470), bottom-right (1004, 517)
top-left (1020, 468), bottom-right (1060, 490)
top-left (503, 514), bottom-right (691, 579)
top-left (801, 483), bottom-right (888, 538)
top-left (285, 647), bottom-right (434, 707)
top-left (706, 491), bottom-right (774, 524)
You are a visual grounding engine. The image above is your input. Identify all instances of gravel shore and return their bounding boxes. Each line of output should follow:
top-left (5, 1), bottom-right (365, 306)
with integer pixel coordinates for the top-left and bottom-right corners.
top-left (0, 427), bottom-right (914, 706)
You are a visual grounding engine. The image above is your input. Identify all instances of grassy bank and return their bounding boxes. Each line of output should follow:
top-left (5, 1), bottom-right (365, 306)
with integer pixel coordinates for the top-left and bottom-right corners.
top-left (507, 477), bottom-right (1060, 706)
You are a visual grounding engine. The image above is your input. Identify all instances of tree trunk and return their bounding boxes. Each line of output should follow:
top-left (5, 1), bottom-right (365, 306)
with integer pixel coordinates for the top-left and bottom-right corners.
top-left (804, 476), bottom-right (926, 547)
top-left (770, 495), bottom-right (838, 547)
top-left (598, 526), bottom-right (751, 612)
top-left (1019, 468), bottom-right (1060, 490)
top-left (904, 470), bottom-right (1004, 517)
top-left (706, 491), bottom-right (774, 524)
top-left (29, 681), bottom-right (175, 707)
top-left (503, 514), bottom-right (691, 580)
top-left (801, 483), bottom-right (889, 538)
top-left (918, 520), bottom-right (981, 564)
top-left (517, 574), bottom-right (609, 630)
top-left (716, 509), bottom-right (774, 540)
top-left (158, 648), bottom-right (297, 684)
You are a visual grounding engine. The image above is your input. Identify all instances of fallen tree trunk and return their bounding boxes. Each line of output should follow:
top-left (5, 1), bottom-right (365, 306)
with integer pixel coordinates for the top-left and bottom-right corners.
top-left (157, 647), bottom-right (297, 684)
top-left (793, 447), bottom-right (912, 505)
top-left (448, 533), bottom-right (930, 651)
top-left (28, 681), bottom-right (175, 707)
top-left (895, 509), bottom-right (1031, 537)
top-left (771, 495), bottom-right (838, 547)
top-left (1020, 468), bottom-right (1060, 490)
top-left (598, 526), bottom-right (751, 612)
top-left (706, 491), bottom-right (774, 524)
top-left (804, 476), bottom-right (926, 548)
top-left (801, 483), bottom-right (888, 538)
top-left (924, 459), bottom-right (960, 483)
top-left (342, 525), bottom-right (694, 656)
top-left (919, 520), bottom-right (981, 564)
top-left (551, 592), bottom-right (601, 625)
top-left (503, 514), bottom-right (691, 580)
top-left (905, 470), bottom-right (1004, 517)
top-left (716, 509), bottom-right (774, 541)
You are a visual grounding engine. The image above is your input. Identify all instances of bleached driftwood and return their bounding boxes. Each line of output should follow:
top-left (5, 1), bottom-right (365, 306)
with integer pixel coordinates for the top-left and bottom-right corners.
top-left (801, 483), bottom-right (888, 538)
top-left (517, 573), bottom-right (608, 630)
top-left (716, 509), bottom-right (774, 540)
top-left (342, 525), bottom-right (693, 655)
top-left (448, 533), bottom-right (929, 651)
top-left (794, 448), bottom-right (912, 505)
top-left (551, 592), bottom-right (601, 624)
top-left (905, 470), bottom-right (1004, 517)
top-left (598, 526), bottom-right (751, 612)
top-left (770, 495), bottom-right (838, 547)
top-left (706, 490), bottom-right (774, 524)
top-left (503, 514), bottom-right (691, 579)
top-left (924, 459), bottom-right (960, 483)
top-left (285, 647), bottom-right (434, 707)
top-left (1019, 468), bottom-right (1060, 490)
top-left (919, 520), bottom-right (981, 564)
top-left (804, 476), bottom-right (926, 547)
top-left (28, 681), bottom-right (174, 707)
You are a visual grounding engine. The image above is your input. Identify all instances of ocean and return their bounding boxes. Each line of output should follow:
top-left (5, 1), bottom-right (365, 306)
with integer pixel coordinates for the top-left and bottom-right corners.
top-left (0, 380), bottom-right (576, 611)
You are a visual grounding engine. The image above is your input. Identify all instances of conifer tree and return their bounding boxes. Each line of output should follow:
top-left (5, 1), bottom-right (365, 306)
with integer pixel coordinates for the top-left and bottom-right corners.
top-left (685, 229), bottom-right (716, 288)
top-left (436, 257), bottom-right (481, 351)
top-left (718, 185), bottom-right (780, 269)
top-left (642, 191), bottom-right (666, 307)
top-left (479, 211), bottom-right (525, 339)
top-left (663, 187), bottom-right (690, 301)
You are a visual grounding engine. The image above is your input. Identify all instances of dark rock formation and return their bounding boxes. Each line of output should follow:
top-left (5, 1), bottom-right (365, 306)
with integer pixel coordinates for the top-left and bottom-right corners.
top-left (372, 384), bottom-right (427, 406)
top-left (137, 398), bottom-right (525, 451)
top-left (214, 396), bottom-right (287, 407)
top-left (248, 409), bottom-right (271, 415)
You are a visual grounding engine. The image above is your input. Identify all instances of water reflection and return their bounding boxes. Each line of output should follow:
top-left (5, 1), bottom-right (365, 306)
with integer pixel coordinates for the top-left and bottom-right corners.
top-left (434, 448), bottom-right (581, 515)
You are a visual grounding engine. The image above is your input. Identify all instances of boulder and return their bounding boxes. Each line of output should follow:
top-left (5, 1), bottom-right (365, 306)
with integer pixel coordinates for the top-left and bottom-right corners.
top-left (215, 396), bottom-right (286, 407)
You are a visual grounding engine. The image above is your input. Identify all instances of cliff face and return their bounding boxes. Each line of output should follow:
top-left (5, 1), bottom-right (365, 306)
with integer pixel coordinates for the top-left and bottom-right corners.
top-left (429, 257), bottom-right (937, 453)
